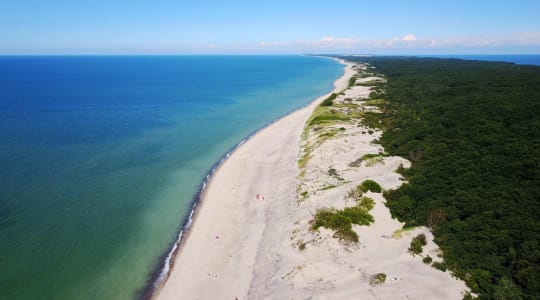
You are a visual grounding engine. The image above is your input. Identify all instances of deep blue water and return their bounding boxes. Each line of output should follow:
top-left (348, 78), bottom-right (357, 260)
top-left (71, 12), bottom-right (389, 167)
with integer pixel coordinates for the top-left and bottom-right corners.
top-left (0, 55), bottom-right (342, 300)
top-left (416, 54), bottom-right (540, 66)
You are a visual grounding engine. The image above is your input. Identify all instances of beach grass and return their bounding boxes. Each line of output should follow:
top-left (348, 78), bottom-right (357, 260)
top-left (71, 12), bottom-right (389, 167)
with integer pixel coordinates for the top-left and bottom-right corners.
top-left (311, 194), bottom-right (375, 243)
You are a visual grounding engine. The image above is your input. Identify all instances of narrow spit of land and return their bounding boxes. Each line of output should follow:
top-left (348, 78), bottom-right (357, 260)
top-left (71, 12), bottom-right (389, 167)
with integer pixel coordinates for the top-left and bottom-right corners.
top-left (156, 60), bottom-right (469, 300)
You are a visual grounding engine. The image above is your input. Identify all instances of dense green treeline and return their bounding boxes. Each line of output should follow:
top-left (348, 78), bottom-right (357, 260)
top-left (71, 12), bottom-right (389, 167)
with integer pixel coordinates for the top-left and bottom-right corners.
top-left (339, 56), bottom-right (540, 299)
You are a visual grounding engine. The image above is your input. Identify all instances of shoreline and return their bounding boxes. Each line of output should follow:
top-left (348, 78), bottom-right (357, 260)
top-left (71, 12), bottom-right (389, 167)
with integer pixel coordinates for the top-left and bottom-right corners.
top-left (151, 57), bottom-right (469, 299)
top-left (147, 58), bottom-right (352, 299)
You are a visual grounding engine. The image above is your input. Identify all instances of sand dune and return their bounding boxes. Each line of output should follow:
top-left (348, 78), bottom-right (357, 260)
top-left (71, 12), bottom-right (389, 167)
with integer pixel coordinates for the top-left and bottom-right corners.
top-left (156, 59), bottom-right (469, 300)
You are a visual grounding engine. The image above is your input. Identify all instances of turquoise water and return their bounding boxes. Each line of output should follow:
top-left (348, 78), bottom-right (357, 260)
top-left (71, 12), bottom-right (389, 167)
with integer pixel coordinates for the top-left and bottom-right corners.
top-left (0, 55), bottom-right (342, 299)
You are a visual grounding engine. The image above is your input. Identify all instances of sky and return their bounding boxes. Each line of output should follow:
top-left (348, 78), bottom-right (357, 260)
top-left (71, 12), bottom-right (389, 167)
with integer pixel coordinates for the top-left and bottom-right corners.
top-left (1, 0), bottom-right (540, 54)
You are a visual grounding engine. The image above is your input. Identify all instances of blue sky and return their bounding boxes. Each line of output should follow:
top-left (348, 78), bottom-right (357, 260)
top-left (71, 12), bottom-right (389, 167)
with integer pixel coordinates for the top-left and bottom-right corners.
top-left (1, 0), bottom-right (539, 54)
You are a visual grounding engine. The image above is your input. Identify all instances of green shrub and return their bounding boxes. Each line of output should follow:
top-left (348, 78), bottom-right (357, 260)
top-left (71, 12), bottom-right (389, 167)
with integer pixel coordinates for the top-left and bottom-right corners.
top-left (359, 179), bottom-right (382, 193)
top-left (312, 210), bottom-right (359, 242)
top-left (333, 227), bottom-right (359, 242)
top-left (341, 206), bottom-right (374, 226)
top-left (348, 76), bottom-right (357, 87)
top-left (311, 197), bottom-right (375, 242)
top-left (416, 233), bottom-right (427, 245)
top-left (432, 261), bottom-right (447, 272)
top-left (358, 196), bottom-right (375, 210)
top-left (321, 98), bottom-right (333, 106)
top-left (320, 93), bottom-right (337, 106)
top-left (370, 273), bottom-right (387, 285)
top-left (312, 209), bottom-right (348, 230)
top-left (423, 256), bottom-right (433, 264)
top-left (409, 233), bottom-right (427, 255)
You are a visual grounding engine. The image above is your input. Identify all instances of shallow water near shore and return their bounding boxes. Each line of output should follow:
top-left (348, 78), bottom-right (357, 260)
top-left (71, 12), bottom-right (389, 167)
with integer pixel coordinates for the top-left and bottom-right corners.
top-left (0, 55), bottom-right (342, 300)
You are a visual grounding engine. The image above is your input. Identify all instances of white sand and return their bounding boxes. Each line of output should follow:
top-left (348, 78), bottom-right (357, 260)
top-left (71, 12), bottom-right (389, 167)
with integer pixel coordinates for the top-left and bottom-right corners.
top-left (156, 60), bottom-right (469, 300)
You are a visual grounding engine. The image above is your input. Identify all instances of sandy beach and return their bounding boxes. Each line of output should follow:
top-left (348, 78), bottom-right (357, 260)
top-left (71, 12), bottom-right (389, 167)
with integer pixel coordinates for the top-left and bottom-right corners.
top-left (155, 59), bottom-right (469, 299)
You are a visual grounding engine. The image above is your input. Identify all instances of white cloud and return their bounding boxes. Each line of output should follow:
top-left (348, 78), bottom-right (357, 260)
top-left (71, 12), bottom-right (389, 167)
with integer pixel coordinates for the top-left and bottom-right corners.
top-left (402, 34), bottom-right (417, 42)
top-left (249, 32), bottom-right (540, 53)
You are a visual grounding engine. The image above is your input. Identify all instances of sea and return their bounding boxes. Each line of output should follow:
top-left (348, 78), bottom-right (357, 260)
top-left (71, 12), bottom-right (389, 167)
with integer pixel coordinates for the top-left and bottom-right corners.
top-left (0, 55), bottom-right (343, 300)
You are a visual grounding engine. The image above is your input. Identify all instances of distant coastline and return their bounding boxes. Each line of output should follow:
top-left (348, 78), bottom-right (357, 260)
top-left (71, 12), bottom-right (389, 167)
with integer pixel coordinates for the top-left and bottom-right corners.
top-left (412, 54), bottom-right (540, 66)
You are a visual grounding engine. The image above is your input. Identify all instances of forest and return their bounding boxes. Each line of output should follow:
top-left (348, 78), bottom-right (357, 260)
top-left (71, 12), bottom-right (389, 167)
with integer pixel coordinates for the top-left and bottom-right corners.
top-left (338, 56), bottom-right (540, 299)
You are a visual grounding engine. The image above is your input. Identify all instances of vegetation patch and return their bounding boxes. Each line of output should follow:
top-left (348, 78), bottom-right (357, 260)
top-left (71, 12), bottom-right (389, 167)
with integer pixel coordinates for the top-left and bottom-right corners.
top-left (423, 256), bottom-right (433, 264)
top-left (348, 157), bottom-right (364, 168)
top-left (320, 185), bottom-right (337, 191)
top-left (335, 102), bottom-right (360, 109)
top-left (307, 106), bottom-right (353, 128)
top-left (311, 197), bottom-right (375, 243)
top-left (298, 152), bottom-right (310, 168)
top-left (431, 261), bottom-right (447, 272)
top-left (359, 179), bottom-right (383, 193)
top-left (357, 196), bottom-right (375, 210)
top-left (327, 168), bottom-right (344, 181)
top-left (409, 233), bottom-right (427, 255)
top-left (320, 93), bottom-right (338, 107)
top-left (370, 273), bottom-right (387, 285)
top-left (348, 153), bottom-right (384, 167)
top-left (361, 112), bottom-right (390, 130)
top-left (369, 89), bottom-right (386, 99)
top-left (348, 76), bottom-right (357, 87)
top-left (364, 157), bottom-right (384, 167)
top-left (392, 226), bottom-right (416, 239)
top-left (316, 129), bottom-right (340, 145)
top-left (308, 114), bottom-right (350, 126)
